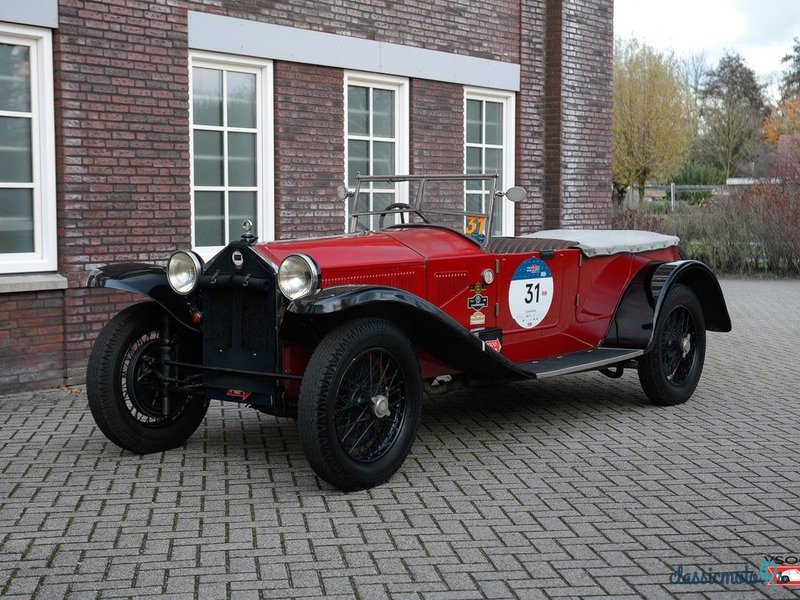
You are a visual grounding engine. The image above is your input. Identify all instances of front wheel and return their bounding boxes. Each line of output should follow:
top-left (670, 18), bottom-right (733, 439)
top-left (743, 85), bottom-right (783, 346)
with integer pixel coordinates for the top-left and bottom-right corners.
top-left (638, 284), bottom-right (706, 406)
top-left (298, 318), bottom-right (422, 491)
top-left (86, 302), bottom-right (209, 454)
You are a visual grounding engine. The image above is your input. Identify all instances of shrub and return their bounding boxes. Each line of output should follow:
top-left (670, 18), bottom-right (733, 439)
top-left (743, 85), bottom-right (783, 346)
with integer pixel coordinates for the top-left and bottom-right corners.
top-left (612, 183), bottom-right (800, 276)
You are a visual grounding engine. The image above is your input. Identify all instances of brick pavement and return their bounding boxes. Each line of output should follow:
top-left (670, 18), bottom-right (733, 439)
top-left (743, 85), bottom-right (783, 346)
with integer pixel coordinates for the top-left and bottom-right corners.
top-left (1, 279), bottom-right (799, 599)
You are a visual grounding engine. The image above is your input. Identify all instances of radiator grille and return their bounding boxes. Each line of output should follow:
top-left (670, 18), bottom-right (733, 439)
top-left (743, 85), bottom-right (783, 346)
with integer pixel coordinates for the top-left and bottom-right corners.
top-left (242, 292), bottom-right (270, 353)
top-left (207, 290), bottom-right (233, 349)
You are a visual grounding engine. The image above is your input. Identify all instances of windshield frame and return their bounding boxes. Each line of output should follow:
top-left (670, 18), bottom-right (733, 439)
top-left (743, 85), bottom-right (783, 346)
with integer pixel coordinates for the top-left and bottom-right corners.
top-left (348, 173), bottom-right (501, 249)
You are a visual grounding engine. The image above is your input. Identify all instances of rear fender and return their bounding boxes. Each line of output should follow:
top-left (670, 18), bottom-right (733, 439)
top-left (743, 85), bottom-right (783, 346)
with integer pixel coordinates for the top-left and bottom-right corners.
top-left (87, 262), bottom-right (197, 330)
top-left (282, 285), bottom-right (529, 381)
top-left (605, 260), bottom-right (731, 350)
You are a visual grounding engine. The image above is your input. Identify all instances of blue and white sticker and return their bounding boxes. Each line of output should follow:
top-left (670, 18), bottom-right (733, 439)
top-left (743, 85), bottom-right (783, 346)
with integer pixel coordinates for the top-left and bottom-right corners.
top-left (508, 257), bottom-right (554, 328)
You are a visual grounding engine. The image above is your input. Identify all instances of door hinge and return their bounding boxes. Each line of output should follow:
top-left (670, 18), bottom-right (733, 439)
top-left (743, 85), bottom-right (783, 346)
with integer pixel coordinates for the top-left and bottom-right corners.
top-left (575, 293), bottom-right (580, 306)
top-left (495, 303), bottom-right (500, 316)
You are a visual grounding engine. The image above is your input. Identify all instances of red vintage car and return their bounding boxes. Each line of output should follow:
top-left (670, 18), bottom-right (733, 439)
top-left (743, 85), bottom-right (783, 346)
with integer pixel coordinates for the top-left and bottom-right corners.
top-left (86, 173), bottom-right (731, 490)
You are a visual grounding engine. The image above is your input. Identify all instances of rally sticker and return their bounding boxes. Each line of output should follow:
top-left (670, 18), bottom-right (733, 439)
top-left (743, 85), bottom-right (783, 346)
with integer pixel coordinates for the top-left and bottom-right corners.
top-left (508, 257), bottom-right (554, 328)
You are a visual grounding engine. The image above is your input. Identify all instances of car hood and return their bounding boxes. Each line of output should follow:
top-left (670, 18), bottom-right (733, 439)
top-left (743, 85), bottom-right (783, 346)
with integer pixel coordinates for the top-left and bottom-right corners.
top-left (253, 227), bottom-right (483, 272)
top-left (253, 230), bottom-right (425, 271)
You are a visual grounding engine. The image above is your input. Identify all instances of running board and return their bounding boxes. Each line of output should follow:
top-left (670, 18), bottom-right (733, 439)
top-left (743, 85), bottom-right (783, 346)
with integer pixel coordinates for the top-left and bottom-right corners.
top-left (519, 348), bottom-right (644, 379)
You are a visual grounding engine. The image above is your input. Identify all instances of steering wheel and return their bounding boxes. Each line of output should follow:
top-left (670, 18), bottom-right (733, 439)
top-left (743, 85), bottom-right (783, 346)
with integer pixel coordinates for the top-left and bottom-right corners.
top-left (378, 203), bottom-right (431, 229)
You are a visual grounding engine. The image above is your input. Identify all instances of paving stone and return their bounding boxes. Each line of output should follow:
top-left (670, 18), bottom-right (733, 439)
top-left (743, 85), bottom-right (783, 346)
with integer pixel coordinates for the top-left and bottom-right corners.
top-left (1, 280), bottom-right (799, 598)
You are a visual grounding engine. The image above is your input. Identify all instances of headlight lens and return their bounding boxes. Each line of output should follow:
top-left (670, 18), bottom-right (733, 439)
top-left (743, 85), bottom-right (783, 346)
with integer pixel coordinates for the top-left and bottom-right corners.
top-left (278, 254), bottom-right (319, 300)
top-left (167, 251), bottom-right (203, 295)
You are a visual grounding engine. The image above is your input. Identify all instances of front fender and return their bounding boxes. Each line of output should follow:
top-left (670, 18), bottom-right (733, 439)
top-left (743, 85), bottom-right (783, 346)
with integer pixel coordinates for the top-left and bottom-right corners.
top-left (87, 262), bottom-right (197, 331)
top-left (284, 285), bottom-right (530, 380)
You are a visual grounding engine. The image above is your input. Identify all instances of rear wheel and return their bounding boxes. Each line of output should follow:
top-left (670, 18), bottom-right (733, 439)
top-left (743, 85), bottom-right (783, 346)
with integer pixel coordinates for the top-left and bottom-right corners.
top-left (86, 302), bottom-right (208, 453)
top-left (298, 318), bottom-right (422, 491)
top-left (638, 284), bottom-right (706, 405)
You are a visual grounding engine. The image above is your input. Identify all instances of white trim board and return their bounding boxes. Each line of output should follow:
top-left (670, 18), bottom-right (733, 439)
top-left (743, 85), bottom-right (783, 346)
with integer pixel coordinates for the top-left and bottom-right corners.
top-left (188, 11), bottom-right (520, 92)
top-left (0, 1), bottom-right (58, 29)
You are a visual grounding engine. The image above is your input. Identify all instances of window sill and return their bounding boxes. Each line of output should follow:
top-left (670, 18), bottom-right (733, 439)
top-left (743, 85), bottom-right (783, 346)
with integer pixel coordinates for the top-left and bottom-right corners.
top-left (0, 273), bottom-right (69, 294)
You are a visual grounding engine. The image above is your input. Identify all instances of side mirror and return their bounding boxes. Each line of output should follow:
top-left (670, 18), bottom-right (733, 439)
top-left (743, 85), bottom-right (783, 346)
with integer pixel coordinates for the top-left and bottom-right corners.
top-left (336, 183), bottom-right (353, 201)
top-left (504, 186), bottom-right (527, 203)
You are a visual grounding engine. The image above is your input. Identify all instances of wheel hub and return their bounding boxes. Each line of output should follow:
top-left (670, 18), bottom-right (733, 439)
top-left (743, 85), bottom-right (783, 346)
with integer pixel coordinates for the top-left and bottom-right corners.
top-left (371, 394), bottom-right (390, 418)
top-left (680, 333), bottom-right (691, 358)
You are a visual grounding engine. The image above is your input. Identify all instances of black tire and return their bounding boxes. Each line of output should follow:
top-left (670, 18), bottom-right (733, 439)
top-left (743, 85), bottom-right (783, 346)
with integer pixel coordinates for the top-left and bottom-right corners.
top-left (86, 302), bottom-right (209, 454)
top-left (298, 318), bottom-right (422, 491)
top-left (638, 283), bottom-right (706, 406)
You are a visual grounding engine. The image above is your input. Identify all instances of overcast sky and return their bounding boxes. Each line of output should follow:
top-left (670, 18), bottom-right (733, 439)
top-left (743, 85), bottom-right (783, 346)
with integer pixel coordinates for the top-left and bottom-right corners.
top-left (614, 0), bottom-right (800, 99)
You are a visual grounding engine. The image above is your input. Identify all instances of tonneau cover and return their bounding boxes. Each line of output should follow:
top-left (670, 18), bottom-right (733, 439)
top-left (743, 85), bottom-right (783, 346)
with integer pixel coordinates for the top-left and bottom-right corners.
top-left (522, 229), bottom-right (680, 257)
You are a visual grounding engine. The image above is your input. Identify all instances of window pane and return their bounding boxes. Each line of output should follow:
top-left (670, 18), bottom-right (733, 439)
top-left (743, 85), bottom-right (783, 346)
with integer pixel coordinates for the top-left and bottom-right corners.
top-left (347, 86), bottom-right (369, 136)
top-left (373, 141), bottom-right (394, 176)
top-left (0, 116), bottom-right (32, 183)
top-left (227, 72), bottom-right (256, 129)
top-left (466, 147), bottom-right (482, 173)
top-left (0, 43), bottom-right (31, 112)
top-left (486, 147), bottom-right (503, 186)
top-left (347, 139), bottom-right (368, 186)
top-left (465, 193), bottom-right (483, 214)
top-left (228, 132), bottom-right (256, 187)
top-left (349, 191), bottom-right (369, 231)
top-left (466, 99), bottom-right (482, 144)
top-left (492, 194), bottom-right (503, 235)
top-left (373, 192), bottom-right (397, 228)
top-left (0, 188), bottom-right (34, 253)
top-left (192, 67), bottom-right (223, 127)
top-left (485, 101), bottom-right (503, 145)
top-left (228, 191), bottom-right (257, 242)
top-left (194, 191), bottom-right (224, 246)
top-left (193, 130), bottom-right (223, 186)
top-left (372, 89), bottom-right (395, 138)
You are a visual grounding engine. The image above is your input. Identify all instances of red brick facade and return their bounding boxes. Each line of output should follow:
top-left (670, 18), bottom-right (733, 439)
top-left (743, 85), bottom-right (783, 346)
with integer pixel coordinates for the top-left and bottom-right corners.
top-left (0, 0), bottom-right (613, 392)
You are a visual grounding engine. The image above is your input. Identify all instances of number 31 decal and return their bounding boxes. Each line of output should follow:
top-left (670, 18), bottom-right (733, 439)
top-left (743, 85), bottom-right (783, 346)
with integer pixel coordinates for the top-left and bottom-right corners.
top-left (524, 282), bottom-right (541, 304)
top-left (509, 258), bottom-right (554, 328)
top-left (464, 215), bottom-right (486, 237)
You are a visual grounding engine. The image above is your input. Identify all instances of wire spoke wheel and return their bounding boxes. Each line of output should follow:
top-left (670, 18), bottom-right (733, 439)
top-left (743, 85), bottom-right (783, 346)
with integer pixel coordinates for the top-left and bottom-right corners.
top-left (333, 349), bottom-right (407, 462)
top-left (298, 318), bottom-right (423, 491)
top-left (86, 303), bottom-right (209, 454)
top-left (120, 331), bottom-right (188, 427)
top-left (660, 306), bottom-right (697, 385)
top-left (638, 283), bottom-right (706, 406)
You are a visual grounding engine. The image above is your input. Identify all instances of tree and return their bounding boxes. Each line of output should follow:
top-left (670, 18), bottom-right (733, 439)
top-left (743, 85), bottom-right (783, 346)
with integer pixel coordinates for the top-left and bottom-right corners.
top-left (699, 53), bottom-right (767, 179)
top-left (763, 95), bottom-right (800, 145)
top-left (781, 36), bottom-right (800, 100)
top-left (702, 52), bottom-right (767, 117)
top-left (612, 39), bottom-right (694, 205)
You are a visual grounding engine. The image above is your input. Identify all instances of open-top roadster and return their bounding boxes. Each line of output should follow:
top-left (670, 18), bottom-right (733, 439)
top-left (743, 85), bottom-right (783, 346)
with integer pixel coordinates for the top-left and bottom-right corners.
top-left (86, 173), bottom-right (731, 490)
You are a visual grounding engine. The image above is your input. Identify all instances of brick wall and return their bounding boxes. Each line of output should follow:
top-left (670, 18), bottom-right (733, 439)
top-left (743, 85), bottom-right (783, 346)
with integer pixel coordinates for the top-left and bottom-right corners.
top-left (0, 291), bottom-right (65, 390)
top-left (273, 63), bottom-right (345, 239)
top-left (0, 0), bottom-right (614, 393)
top-left (56, 0), bottom-right (191, 383)
top-left (558, 0), bottom-right (614, 228)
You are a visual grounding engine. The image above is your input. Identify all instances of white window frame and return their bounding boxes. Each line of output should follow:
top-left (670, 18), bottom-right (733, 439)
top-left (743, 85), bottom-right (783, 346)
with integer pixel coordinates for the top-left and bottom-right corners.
top-left (464, 87), bottom-right (516, 237)
top-left (189, 51), bottom-right (274, 260)
top-left (0, 23), bottom-right (56, 275)
top-left (344, 71), bottom-right (409, 230)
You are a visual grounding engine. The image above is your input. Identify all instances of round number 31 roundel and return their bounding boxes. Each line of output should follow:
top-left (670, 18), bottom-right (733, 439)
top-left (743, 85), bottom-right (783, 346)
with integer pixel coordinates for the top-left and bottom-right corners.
top-left (508, 257), bottom-right (554, 328)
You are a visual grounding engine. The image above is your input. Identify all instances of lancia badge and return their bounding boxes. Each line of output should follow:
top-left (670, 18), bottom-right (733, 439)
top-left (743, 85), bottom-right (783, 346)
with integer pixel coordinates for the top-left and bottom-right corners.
top-left (231, 250), bottom-right (244, 269)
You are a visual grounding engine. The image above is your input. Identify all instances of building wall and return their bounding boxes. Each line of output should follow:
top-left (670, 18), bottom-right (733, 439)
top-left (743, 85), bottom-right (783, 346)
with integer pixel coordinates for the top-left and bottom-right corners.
top-left (0, 0), bottom-right (613, 393)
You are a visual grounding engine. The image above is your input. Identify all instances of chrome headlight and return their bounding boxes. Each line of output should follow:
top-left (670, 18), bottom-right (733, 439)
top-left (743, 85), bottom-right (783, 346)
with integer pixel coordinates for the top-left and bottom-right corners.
top-left (278, 254), bottom-right (319, 300)
top-left (167, 251), bottom-right (203, 295)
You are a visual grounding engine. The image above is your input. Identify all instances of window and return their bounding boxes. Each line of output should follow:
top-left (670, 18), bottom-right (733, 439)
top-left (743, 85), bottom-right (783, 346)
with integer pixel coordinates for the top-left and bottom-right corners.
top-left (464, 89), bottom-right (515, 236)
top-left (344, 73), bottom-right (408, 230)
top-left (189, 53), bottom-right (273, 257)
top-left (0, 24), bottom-right (56, 274)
